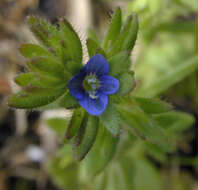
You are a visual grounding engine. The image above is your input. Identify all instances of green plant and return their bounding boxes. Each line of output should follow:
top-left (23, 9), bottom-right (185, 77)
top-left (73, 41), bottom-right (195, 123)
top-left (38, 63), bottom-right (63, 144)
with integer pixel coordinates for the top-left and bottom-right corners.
top-left (8, 8), bottom-right (194, 189)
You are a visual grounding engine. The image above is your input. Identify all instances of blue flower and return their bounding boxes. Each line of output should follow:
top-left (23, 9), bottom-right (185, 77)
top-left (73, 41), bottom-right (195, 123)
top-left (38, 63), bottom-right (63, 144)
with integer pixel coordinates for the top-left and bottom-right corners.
top-left (68, 54), bottom-right (120, 116)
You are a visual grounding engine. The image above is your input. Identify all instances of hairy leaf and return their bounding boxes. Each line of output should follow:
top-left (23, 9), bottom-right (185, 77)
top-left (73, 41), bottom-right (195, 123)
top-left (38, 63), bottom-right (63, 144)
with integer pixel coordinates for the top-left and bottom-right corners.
top-left (59, 91), bottom-right (79, 109)
top-left (116, 71), bottom-right (135, 95)
top-left (85, 124), bottom-right (119, 175)
top-left (15, 72), bottom-right (35, 87)
top-left (103, 8), bottom-right (122, 50)
top-left (30, 75), bottom-right (65, 89)
top-left (65, 61), bottom-right (82, 75)
top-left (108, 14), bottom-right (138, 57)
top-left (20, 44), bottom-right (52, 58)
top-left (100, 100), bottom-right (120, 136)
top-left (134, 97), bottom-right (172, 114)
top-left (87, 28), bottom-right (100, 44)
top-left (73, 115), bottom-right (99, 161)
top-left (65, 108), bottom-right (85, 139)
top-left (87, 38), bottom-right (106, 58)
top-left (8, 87), bottom-right (66, 109)
top-left (59, 18), bottom-right (82, 64)
top-left (116, 97), bottom-right (173, 152)
top-left (153, 111), bottom-right (194, 134)
top-left (27, 16), bottom-right (59, 48)
top-left (27, 57), bottom-right (65, 79)
top-left (108, 51), bottom-right (130, 76)
top-left (133, 159), bottom-right (163, 190)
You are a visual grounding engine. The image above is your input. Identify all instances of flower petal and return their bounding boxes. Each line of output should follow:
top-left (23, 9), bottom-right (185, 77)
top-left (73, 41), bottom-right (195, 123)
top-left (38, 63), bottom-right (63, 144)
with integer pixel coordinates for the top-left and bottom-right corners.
top-left (68, 73), bottom-right (85, 100)
top-left (99, 75), bottom-right (120, 95)
top-left (78, 93), bottom-right (108, 116)
top-left (83, 54), bottom-right (109, 76)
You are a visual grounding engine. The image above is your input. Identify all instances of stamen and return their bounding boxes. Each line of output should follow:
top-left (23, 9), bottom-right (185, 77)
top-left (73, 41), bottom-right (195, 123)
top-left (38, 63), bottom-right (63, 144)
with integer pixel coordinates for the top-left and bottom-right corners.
top-left (83, 74), bottom-right (100, 99)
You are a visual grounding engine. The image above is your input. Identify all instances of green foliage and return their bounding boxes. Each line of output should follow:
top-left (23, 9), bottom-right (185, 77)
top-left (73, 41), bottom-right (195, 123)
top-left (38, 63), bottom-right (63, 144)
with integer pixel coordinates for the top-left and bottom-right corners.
top-left (134, 97), bottom-right (172, 114)
top-left (127, 0), bottom-right (198, 101)
top-left (59, 91), bottom-right (79, 109)
top-left (15, 73), bottom-right (35, 87)
top-left (133, 158), bottom-right (163, 190)
top-left (59, 18), bottom-right (83, 64)
top-left (107, 13), bottom-right (138, 57)
top-left (153, 111), bottom-right (194, 135)
top-left (9, 7), bottom-right (196, 186)
top-left (27, 57), bottom-right (65, 78)
top-left (103, 8), bottom-right (122, 51)
top-left (9, 16), bottom-right (82, 110)
top-left (65, 60), bottom-right (82, 75)
top-left (8, 87), bottom-right (66, 108)
top-left (116, 96), bottom-right (173, 152)
top-left (85, 124), bottom-right (119, 175)
top-left (87, 28), bottom-right (100, 44)
top-left (47, 145), bottom-right (79, 190)
top-left (73, 115), bottom-right (99, 161)
top-left (20, 44), bottom-right (52, 58)
top-left (108, 51), bottom-right (130, 76)
top-left (100, 100), bottom-right (120, 136)
top-left (30, 75), bottom-right (64, 89)
top-left (65, 108), bottom-right (85, 139)
top-left (27, 16), bottom-right (63, 61)
top-left (87, 38), bottom-right (106, 58)
top-left (116, 71), bottom-right (135, 95)
top-left (135, 55), bottom-right (198, 97)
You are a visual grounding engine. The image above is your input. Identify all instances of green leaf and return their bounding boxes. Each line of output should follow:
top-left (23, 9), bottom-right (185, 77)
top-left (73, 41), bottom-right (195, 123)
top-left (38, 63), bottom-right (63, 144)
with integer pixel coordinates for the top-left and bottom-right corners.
top-left (88, 28), bottom-right (100, 44)
top-left (103, 8), bottom-right (122, 50)
top-left (48, 36), bottom-right (65, 64)
top-left (30, 75), bottom-right (65, 89)
top-left (134, 97), bottom-right (172, 114)
top-left (93, 171), bottom-right (108, 190)
top-left (15, 72), bottom-right (65, 90)
top-left (27, 16), bottom-right (59, 48)
top-left (46, 117), bottom-right (69, 139)
top-left (153, 111), bottom-right (194, 134)
top-left (27, 16), bottom-right (66, 63)
top-left (59, 18), bottom-right (82, 64)
top-left (73, 115), bottom-right (99, 161)
top-left (27, 57), bottom-right (65, 79)
top-left (8, 87), bottom-right (66, 109)
top-left (135, 55), bottom-right (198, 97)
top-left (20, 44), bottom-right (52, 58)
top-left (108, 14), bottom-right (138, 57)
top-left (59, 91), bottom-right (79, 109)
top-left (47, 145), bottom-right (79, 190)
top-left (116, 71), bottom-right (135, 95)
top-left (73, 113), bottom-right (88, 147)
top-left (36, 96), bottom-right (62, 110)
top-left (133, 159), bottom-right (163, 190)
top-left (144, 142), bottom-right (167, 162)
top-left (118, 157), bottom-right (135, 190)
top-left (120, 14), bottom-right (138, 52)
top-left (65, 61), bottom-right (82, 75)
top-left (65, 108), bottom-right (85, 139)
top-left (105, 161), bottom-right (131, 190)
top-left (116, 97), bottom-right (172, 152)
top-left (100, 100), bottom-right (120, 136)
top-left (108, 51), bottom-right (130, 76)
top-left (85, 124), bottom-right (119, 175)
top-left (86, 38), bottom-right (106, 58)
top-left (15, 72), bottom-right (35, 87)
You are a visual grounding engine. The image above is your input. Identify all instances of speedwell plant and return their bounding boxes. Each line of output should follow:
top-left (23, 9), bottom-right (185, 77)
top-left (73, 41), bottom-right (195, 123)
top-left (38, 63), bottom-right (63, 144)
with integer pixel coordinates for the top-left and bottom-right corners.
top-left (9, 8), bottom-right (178, 165)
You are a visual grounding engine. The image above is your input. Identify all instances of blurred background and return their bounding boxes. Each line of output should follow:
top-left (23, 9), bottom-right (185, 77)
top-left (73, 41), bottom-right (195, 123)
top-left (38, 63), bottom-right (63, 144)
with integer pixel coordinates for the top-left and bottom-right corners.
top-left (1, 0), bottom-right (198, 189)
